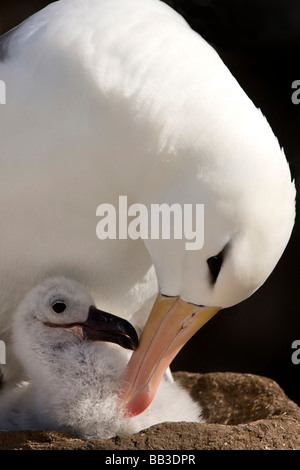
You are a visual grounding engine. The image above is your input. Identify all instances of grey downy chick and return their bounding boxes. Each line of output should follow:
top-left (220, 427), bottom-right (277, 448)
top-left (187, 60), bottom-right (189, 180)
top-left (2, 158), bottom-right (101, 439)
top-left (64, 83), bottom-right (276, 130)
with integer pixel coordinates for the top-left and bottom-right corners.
top-left (0, 277), bottom-right (202, 439)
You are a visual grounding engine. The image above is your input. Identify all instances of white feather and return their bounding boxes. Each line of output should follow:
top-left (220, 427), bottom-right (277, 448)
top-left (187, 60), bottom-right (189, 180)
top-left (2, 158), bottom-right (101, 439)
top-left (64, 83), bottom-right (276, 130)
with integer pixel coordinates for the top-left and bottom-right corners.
top-left (0, 0), bottom-right (295, 384)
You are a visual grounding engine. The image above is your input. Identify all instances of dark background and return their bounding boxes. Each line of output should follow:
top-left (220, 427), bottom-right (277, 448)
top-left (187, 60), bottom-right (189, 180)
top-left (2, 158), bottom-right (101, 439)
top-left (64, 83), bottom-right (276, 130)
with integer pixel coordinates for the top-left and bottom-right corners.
top-left (1, 0), bottom-right (299, 404)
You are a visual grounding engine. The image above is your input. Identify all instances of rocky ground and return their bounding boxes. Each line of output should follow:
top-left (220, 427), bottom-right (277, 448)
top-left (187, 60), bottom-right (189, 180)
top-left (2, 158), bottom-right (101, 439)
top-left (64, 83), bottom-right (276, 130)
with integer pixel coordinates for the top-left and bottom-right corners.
top-left (0, 371), bottom-right (299, 450)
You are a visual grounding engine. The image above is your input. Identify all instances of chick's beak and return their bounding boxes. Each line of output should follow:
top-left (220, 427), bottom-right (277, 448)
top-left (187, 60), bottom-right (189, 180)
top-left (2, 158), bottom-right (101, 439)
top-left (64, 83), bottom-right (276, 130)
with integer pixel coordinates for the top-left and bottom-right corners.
top-left (82, 306), bottom-right (138, 351)
top-left (120, 294), bottom-right (220, 416)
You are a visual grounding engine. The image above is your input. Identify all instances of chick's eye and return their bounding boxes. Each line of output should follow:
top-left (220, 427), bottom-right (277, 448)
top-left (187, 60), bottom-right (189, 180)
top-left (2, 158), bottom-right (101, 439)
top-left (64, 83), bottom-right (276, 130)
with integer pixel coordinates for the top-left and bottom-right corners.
top-left (52, 301), bottom-right (67, 313)
top-left (207, 254), bottom-right (222, 282)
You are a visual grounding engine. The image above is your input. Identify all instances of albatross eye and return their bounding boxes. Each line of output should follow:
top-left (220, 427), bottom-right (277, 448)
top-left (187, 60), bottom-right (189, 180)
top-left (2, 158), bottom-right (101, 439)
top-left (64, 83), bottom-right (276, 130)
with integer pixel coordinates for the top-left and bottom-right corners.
top-left (52, 301), bottom-right (67, 313)
top-left (207, 254), bottom-right (223, 282)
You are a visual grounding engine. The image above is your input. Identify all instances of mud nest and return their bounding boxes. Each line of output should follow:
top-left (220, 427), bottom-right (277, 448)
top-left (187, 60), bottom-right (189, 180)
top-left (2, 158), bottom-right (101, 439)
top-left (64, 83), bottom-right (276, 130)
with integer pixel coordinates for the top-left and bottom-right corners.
top-left (1, 371), bottom-right (299, 450)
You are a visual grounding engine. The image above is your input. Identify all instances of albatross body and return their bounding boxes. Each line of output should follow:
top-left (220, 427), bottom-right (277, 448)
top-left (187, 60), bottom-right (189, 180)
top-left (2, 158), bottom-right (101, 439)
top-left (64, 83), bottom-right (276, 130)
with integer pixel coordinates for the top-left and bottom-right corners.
top-left (0, 0), bottom-right (295, 414)
top-left (0, 277), bottom-right (201, 438)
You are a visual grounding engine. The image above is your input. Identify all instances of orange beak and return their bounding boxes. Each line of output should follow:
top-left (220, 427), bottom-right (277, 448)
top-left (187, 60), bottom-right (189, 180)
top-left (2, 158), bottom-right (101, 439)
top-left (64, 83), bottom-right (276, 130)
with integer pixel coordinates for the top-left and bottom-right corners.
top-left (120, 293), bottom-right (220, 416)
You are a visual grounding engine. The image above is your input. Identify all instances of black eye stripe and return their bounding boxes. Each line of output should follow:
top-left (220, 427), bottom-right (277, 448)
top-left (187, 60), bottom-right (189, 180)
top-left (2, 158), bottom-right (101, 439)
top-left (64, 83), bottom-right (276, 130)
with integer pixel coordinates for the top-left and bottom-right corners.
top-left (52, 301), bottom-right (67, 313)
top-left (207, 254), bottom-right (223, 282)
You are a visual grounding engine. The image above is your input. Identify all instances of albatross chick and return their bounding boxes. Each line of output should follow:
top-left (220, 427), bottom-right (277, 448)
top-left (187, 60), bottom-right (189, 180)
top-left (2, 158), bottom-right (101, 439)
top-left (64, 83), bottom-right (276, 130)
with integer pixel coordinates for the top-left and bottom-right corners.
top-left (0, 277), bottom-right (201, 439)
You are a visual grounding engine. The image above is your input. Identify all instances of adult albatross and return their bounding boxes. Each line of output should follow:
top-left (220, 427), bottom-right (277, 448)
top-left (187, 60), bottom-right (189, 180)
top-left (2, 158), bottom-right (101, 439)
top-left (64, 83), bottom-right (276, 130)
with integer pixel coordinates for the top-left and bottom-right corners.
top-left (0, 0), bottom-right (295, 416)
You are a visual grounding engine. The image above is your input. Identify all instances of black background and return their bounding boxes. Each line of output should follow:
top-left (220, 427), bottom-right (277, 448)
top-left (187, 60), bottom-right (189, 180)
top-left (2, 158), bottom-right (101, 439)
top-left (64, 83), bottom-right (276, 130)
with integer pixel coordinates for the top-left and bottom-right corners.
top-left (1, 0), bottom-right (299, 405)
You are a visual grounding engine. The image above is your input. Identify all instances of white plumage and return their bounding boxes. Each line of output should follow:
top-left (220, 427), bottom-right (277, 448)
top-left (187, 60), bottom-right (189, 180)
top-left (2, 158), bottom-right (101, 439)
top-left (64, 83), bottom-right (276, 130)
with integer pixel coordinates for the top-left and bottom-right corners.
top-left (0, 0), bottom-right (295, 413)
top-left (0, 277), bottom-right (201, 439)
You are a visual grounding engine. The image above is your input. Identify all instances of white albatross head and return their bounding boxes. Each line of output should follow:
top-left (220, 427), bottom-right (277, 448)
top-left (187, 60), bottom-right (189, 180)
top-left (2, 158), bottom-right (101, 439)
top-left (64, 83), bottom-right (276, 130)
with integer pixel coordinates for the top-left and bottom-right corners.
top-left (121, 116), bottom-right (296, 417)
top-left (13, 276), bottom-right (138, 372)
